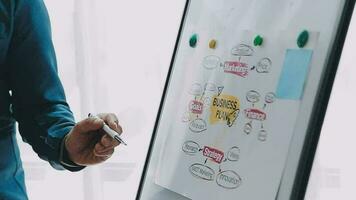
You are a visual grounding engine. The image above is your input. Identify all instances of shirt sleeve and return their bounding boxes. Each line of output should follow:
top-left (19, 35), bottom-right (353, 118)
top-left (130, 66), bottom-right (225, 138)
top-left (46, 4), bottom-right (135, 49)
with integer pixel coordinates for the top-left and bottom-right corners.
top-left (5, 0), bottom-right (84, 171)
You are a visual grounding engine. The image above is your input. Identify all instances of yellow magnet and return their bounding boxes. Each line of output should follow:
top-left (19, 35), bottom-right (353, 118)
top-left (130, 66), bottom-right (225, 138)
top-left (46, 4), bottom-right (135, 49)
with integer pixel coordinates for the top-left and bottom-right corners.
top-left (209, 39), bottom-right (217, 49)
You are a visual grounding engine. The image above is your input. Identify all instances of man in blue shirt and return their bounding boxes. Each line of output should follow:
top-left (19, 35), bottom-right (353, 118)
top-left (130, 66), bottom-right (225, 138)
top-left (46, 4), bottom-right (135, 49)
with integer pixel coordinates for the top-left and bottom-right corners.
top-left (0, 0), bottom-right (123, 199)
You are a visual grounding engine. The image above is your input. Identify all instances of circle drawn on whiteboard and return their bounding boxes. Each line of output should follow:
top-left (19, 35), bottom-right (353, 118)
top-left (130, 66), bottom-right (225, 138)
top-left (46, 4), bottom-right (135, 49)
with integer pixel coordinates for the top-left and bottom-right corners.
top-left (265, 92), bottom-right (276, 104)
top-left (216, 170), bottom-right (242, 189)
top-left (189, 83), bottom-right (203, 96)
top-left (244, 123), bottom-right (252, 134)
top-left (202, 55), bottom-right (221, 70)
top-left (258, 129), bottom-right (268, 142)
top-left (189, 163), bottom-right (215, 181)
top-left (246, 90), bottom-right (261, 103)
top-left (231, 44), bottom-right (254, 56)
top-left (189, 118), bottom-right (207, 133)
top-left (182, 141), bottom-right (201, 155)
top-left (227, 146), bottom-right (240, 162)
top-left (204, 82), bottom-right (218, 93)
top-left (256, 58), bottom-right (272, 73)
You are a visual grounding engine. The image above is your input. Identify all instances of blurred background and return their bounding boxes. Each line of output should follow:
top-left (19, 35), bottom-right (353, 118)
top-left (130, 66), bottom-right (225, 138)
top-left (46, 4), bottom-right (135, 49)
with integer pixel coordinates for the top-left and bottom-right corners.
top-left (15, 0), bottom-right (356, 199)
top-left (17, 0), bottom-right (185, 199)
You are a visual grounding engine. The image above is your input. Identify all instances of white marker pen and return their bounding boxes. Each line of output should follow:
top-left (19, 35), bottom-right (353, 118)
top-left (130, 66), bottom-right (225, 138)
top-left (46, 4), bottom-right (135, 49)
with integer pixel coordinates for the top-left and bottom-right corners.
top-left (88, 113), bottom-right (127, 146)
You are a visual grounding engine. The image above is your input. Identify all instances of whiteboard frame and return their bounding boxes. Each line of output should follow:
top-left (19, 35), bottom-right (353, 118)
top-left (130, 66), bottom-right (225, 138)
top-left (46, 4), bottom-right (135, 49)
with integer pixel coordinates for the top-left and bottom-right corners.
top-left (136, 1), bottom-right (356, 199)
top-left (135, 1), bottom-right (190, 199)
top-left (285, 1), bottom-right (355, 199)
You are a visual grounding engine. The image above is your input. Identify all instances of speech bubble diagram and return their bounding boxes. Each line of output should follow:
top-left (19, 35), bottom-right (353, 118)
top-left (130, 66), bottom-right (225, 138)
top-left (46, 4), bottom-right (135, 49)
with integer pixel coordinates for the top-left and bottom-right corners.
top-left (189, 118), bottom-right (207, 133)
top-left (246, 90), bottom-right (261, 103)
top-left (189, 163), bottom-right (215, 181)
top-left (227, 146), bottom-right (240, 161)
top-left (202, 55), bottom-right (221, 70)
top-left (205, 83), bottom-right (217, 92)
top-left (182, 141), bottom-right (200, 155)
top-left (189, 83), bottom-right (203, 96)
top-left (265, 92), bottom-right (276, 104)
top-left (256, 58), bottom-right (272, 73)
top-left (231, 44), bottom-right (254, 56)
top-left (216, 170), bottom-right (242, 189)
top-left (258, 129), bottom-right (268, 142)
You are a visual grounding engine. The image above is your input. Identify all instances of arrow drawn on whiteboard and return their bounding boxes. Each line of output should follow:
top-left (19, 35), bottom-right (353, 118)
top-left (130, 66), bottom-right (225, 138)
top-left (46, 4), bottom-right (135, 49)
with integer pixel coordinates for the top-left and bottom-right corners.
top-left (217, 86), bottom-right (224, 96)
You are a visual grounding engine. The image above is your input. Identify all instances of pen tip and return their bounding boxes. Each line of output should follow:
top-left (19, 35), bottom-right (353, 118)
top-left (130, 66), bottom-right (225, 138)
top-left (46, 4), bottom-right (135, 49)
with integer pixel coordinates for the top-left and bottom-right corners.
top-left (114, 135), bottom-right (127, 146)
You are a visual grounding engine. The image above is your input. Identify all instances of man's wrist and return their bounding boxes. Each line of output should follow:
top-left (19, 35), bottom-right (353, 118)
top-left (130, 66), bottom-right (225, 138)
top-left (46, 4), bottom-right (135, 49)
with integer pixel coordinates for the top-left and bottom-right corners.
top-left (59, 134), bottom-right (86, 171)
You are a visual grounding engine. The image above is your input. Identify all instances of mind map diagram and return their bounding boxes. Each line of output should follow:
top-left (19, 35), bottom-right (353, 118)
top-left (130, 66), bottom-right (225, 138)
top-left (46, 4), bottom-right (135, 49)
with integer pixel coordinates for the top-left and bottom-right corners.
top-left (179, 43), bottom-right (277, 190)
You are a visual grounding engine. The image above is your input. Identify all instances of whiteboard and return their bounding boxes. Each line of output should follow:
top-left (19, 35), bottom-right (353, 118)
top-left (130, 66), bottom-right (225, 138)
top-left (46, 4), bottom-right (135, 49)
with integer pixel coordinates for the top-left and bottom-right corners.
top-left (137, 0), bottom-right (354, 199)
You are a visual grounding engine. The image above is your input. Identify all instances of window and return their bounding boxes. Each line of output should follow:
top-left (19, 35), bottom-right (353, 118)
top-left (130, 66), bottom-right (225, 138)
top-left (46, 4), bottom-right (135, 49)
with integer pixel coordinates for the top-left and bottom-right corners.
top-left (17, 0), bottom-right (185, 199)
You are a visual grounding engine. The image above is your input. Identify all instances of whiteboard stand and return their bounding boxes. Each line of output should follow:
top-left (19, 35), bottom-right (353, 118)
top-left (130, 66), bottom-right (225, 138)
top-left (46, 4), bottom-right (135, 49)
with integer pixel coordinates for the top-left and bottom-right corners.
top-left (136, 1), bottom-right (356, 199)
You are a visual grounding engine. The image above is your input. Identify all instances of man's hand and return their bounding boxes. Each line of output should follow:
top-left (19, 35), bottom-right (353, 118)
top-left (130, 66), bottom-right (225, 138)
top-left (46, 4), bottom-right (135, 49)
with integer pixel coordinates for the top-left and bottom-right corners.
top-left (64, 113), bottom-right (123, 166)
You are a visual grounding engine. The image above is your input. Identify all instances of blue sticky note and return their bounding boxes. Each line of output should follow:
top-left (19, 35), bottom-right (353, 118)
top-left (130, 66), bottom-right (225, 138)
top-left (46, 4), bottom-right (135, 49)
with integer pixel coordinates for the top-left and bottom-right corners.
top-left (276, 49), bottom-right (313, 100)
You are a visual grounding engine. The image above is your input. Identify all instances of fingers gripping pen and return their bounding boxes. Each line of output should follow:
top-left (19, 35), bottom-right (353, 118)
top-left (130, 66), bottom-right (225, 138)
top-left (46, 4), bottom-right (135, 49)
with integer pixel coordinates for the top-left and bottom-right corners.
top-left (88, 113), bottom-right (127, 146)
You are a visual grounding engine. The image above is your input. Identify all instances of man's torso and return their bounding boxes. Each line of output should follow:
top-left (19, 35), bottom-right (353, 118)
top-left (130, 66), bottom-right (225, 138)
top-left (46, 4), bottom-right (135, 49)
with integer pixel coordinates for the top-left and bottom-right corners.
top-left (0, 1), bottom-right (28, 199)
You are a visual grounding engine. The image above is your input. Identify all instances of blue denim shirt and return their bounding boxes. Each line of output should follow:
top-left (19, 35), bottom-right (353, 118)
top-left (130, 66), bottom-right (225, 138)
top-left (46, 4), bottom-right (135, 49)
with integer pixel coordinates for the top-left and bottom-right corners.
top-left (0, 0), bottom-right (83, 199)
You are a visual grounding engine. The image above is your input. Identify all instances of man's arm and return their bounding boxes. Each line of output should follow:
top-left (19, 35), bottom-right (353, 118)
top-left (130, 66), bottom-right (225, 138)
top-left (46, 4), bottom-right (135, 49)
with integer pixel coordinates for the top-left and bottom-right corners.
top-left (6, 0), bottom-right (82, 171)
top-left (6, 0), bottom-right (123, 170)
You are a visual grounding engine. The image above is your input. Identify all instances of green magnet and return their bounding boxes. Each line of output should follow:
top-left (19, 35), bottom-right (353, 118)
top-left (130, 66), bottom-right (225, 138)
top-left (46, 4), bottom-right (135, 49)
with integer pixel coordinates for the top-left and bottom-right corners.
top-left (189, 34), bottom-right (198, 48)
top-left (254, 35), bottom-right (263, 46)
top-left (297, 30), bottom-right (309, 48)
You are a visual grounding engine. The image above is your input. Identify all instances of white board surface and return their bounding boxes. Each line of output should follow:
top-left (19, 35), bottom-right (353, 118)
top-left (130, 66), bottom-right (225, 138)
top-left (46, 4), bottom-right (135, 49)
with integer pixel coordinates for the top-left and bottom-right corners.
top-left (138, 0), bottom-right (347, 199)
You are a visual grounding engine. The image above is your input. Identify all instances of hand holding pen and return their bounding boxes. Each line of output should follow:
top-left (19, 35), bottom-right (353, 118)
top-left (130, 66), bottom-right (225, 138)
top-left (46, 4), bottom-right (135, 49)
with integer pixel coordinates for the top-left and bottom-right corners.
top-left (64, 113), bottom-right (125, 166)
top-left (88, 113), bottom-right (127, 145)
